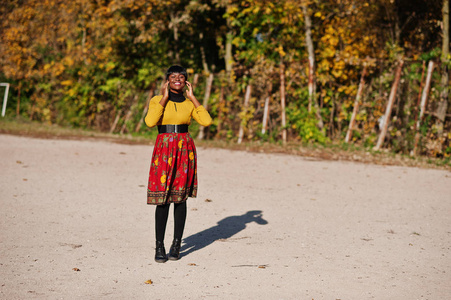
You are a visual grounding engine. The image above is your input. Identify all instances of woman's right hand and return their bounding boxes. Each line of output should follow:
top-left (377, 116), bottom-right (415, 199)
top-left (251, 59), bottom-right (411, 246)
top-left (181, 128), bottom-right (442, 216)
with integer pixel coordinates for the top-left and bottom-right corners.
top-left (159, 81), bottom-right (170, 106)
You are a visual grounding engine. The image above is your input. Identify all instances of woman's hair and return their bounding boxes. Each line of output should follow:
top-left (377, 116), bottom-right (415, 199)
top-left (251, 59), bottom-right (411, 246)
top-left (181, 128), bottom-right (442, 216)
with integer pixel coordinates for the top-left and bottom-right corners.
top-left (165, 65), bottom-right (188, 80)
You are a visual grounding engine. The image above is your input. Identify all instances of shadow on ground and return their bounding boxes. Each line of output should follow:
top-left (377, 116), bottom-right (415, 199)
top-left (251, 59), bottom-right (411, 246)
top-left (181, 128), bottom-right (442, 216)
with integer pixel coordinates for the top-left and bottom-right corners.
top-left (181, 210), bottom-right (268, 257)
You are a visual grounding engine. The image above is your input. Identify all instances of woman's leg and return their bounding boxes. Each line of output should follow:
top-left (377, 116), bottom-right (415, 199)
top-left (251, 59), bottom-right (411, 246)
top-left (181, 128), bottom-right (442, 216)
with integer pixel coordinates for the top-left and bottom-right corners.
top-left (169, 201), bottom-right (187, 260)
top-left (173, 201), bottom-right (187, 240)
top-left (155, 204), bottom-right (170, 242)
top-left (154, 204), bottom-right (170, 263)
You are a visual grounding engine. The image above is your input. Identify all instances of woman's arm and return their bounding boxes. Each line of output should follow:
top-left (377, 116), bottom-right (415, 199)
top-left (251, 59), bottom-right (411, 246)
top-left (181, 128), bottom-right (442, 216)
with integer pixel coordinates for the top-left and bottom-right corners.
top-left (144, 95), bottom-right (165, 128)
top-left (185, 80), bottom-right (212, 126)
top-left (159, 81), bottom-right (170, 107)
top-left (192, 105), bottom-right (213, 127)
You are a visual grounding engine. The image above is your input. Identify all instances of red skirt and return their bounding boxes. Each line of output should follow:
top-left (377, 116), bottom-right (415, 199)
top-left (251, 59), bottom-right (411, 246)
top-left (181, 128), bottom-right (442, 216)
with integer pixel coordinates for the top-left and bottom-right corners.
top-left (147, 132), bottom-right (197, 205)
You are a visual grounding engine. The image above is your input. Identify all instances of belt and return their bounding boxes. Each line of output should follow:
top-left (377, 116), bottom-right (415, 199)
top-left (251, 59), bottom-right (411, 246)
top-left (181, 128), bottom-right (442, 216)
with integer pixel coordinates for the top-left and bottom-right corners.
top-left (157, 124), bottom-right (189, 134)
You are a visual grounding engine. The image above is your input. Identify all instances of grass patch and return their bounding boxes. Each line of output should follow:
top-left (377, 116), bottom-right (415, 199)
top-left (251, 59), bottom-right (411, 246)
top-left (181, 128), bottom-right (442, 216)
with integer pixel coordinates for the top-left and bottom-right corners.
top-left (1, 117), bottom-right (449, 170)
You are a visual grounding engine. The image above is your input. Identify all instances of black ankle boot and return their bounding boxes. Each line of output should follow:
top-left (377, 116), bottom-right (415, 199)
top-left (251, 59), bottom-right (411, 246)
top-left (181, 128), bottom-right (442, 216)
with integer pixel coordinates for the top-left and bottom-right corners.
top-left (168, 238), bottom-right (182, 261)
top-left (155, 241), bottom-right (168, 263)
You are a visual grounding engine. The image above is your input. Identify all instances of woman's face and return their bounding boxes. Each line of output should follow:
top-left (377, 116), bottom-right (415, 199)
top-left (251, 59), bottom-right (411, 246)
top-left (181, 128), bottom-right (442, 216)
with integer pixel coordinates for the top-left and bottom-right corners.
top-left (167, 72), bottom-right (186, 93)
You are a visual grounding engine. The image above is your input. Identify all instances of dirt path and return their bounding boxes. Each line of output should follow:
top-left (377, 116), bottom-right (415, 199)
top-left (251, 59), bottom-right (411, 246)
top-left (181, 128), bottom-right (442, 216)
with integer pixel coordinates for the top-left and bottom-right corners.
top-left (1, 134), bottom-right (450, 299)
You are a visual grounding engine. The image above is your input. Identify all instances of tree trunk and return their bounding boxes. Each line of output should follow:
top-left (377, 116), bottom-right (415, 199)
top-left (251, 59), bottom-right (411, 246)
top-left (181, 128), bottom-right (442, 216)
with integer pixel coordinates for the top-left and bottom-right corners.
top-left (197, 73), bottom-right (214, 140)
top-left (237, 85), bottom-right (252, 144)
top-left (302, 4), bottom-right (315, 113)
top-left (225, 33), bottom-right (233, 73)
top-left (374, 60), bottom-right (404, 150)
top-left (345, 65), bottom-right (367, 143)
top-left (170, 12), bottom-right (181, 64)
top-left (199, 33), bottom-right (209, 74)
top-left (412, 61), bottom-right (435, 156)
top-left (436, 0), bottom-right (449, 135)
top-left (302, 3), bottom-right (324, 129)
top-left (279, 59), bottom-right (287, 145)
top-left (225, 6), bottom-right (234, 79)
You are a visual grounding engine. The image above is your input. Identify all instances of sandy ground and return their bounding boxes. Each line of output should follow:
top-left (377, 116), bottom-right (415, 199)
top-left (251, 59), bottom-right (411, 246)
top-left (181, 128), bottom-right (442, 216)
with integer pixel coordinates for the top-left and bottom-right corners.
top-left (0, 133), bottom-right (450, 300)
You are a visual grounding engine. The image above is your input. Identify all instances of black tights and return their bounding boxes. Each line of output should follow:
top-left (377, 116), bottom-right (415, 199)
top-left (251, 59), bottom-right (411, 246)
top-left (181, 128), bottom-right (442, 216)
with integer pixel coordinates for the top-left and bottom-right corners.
top-left (155, 202), bottom-right (187, 243)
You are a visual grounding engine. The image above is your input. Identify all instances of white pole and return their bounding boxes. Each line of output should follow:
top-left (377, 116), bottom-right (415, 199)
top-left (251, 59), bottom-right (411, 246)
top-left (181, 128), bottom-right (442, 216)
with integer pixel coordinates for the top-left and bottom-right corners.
top-left (418, 61), bottom-right (435, 127)
top-left (1, 83), bottom-right (10, 117)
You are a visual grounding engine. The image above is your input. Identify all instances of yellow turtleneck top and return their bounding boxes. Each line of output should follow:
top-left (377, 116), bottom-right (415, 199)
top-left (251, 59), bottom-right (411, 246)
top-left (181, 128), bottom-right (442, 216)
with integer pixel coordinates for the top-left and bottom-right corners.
top-left (144, 95), bottom-right (212, 128)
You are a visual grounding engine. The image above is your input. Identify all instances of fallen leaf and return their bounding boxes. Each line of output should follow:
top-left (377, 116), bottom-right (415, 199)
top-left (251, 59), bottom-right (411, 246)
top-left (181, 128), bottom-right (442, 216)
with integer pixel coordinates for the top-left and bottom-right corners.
top-left (72, 268), bottom-right (80, 272)
top-left (205, 199), bottom-right (212, 202)
top-left (144, 279), bottom-right (153, 285)
top-left (16, 160), bottom-right (23, 164)
top-left (188, 263), bottom-right (197, 266)
top-left (23, 178), bottom-right (28, 181)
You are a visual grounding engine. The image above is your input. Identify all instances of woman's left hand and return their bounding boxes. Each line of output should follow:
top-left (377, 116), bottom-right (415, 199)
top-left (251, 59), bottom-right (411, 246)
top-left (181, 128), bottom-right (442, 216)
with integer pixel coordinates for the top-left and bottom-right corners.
top-left (185, 81), bottom-right (201, 108)
top-left (186, 81), bottom-right (194, 99)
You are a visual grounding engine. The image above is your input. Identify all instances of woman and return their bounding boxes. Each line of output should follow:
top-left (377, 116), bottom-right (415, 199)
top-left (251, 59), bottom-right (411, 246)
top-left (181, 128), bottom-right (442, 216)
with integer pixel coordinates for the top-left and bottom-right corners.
top-left (145, 65), bottom-right (212, 263)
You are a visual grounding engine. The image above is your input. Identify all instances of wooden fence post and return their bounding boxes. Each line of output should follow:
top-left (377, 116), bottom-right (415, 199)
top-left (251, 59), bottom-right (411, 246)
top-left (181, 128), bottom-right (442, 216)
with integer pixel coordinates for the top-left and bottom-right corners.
top-left (120, 95), bottom-right (138, 134)
top-left (262, 83), bottom-right (272, 135)
top-left (16, 81), bottom-right (21, 116)
top-left (216, 85), bottom-right (225, 138)
top-left (374, 60), bottom-right (404, 151)
top-left (412, 60), bottom-right (435, 156)
top-left (415, 61), bottom-right (426, 116)
top-left (345, 65), bottom-right (367, 143)
top-left (110, 110), bottom-right (122, 134)
top-left (135, 86), bottom-right (155, 132)
top-left (262, 97), bottom-right (270, 135)
top-left (192, 73), bottom-right (199, 89)
top-left (237, 84), bottom-right (252, 144)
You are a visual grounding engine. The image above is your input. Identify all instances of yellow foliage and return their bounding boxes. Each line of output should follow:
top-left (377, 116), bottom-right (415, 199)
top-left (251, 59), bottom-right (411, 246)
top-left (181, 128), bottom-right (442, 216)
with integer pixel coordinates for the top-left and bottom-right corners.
top-left (61, 80), bottom-right (73, 86)
top-left (332, 69), bottom-right (342, 78)
top-left (64, 57), bottom-right (74, 67)
top-left (277, 46), bottom-right (286, 57)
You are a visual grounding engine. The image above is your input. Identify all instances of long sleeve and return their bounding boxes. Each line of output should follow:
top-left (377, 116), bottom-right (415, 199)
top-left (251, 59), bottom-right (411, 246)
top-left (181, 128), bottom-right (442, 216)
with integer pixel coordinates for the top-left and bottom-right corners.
top-left (192, 105), bottom-right (212, 127)
top-left (144, 95), bottom-right (212, 127)
top-left (144, 96), bottom-right (165, 128)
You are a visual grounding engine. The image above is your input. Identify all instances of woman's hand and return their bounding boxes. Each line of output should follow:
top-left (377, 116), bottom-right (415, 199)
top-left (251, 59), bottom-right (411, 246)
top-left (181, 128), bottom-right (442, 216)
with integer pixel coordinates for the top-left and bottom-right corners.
top-left (185, 81), bottom-right (194, 99)
top-left (185, 81), bottom-right (201, 108)
top-left (159, 81), bottom-right (170, 107)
